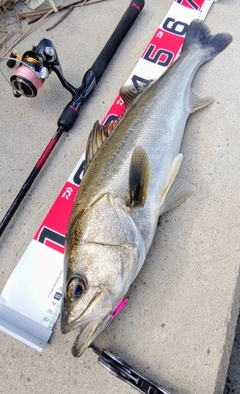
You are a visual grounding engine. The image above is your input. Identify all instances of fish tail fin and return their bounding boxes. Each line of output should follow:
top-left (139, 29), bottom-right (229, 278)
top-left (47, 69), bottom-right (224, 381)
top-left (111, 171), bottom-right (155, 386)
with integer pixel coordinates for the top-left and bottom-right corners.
top-left (182, 19), bottom-right (232, 60)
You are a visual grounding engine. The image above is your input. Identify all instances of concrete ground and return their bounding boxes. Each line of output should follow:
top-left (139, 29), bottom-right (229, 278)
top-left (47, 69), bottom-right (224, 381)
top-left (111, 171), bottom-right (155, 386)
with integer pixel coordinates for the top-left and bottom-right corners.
top-left (0, 1), bottom-right (239, 393)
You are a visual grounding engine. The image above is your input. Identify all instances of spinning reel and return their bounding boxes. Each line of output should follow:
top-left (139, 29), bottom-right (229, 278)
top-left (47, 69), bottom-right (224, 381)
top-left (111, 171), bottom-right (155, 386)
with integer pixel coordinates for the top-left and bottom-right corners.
top-left (7, 38), bottom-right (96, 131)
top-left (8, 39), bottom-right (62, 98)
top-left (7, 38), bottom-right (95, 103)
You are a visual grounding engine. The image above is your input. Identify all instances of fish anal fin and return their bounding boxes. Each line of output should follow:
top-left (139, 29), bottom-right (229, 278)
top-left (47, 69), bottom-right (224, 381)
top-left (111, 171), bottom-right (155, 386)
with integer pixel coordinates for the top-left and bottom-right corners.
top-left (129, 147), bottom-right (151, 207)
top-left (160, 178), bottom-right (195, 215)
top-left (161, 154), bottom-right (183, 203)
top-left (190, 88), bottom-right (214, 113)
top-left (84, 120), bottom-right (119, 173)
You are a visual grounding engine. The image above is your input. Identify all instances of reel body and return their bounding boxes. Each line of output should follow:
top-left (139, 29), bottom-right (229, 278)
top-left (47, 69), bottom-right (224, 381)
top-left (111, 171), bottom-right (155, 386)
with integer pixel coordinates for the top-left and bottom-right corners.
top-left (8, 39), bottom-right (60, 98)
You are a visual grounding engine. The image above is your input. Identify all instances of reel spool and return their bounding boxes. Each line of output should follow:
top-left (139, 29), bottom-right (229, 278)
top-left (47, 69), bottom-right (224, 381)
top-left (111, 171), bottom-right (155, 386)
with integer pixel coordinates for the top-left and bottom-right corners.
top-left (8, 51), bottom-right (46, 98)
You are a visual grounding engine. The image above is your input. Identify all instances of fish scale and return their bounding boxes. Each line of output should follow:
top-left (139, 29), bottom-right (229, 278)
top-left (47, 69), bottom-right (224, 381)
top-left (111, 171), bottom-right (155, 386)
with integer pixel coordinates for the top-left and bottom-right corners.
top-left (61, 20), bottom-right (232, 357)
top-left (75, 43), bottom-right (212, 248)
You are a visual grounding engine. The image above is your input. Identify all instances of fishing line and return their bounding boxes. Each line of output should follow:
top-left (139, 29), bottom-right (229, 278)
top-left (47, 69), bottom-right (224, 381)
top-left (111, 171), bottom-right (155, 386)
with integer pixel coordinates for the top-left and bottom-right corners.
top-left (0, 68), bottom-right (12, 87)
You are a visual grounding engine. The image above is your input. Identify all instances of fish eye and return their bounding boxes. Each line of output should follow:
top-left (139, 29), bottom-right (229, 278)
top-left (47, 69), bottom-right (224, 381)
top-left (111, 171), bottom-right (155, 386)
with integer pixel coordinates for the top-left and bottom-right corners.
top-left (67, 276), bottom-right (86, 299)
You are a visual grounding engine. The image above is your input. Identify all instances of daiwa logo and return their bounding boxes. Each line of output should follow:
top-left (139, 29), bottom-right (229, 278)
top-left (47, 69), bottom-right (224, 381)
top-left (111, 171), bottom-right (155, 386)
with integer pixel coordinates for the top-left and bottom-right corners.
top-left (62, 187), bottom-right (73, 200)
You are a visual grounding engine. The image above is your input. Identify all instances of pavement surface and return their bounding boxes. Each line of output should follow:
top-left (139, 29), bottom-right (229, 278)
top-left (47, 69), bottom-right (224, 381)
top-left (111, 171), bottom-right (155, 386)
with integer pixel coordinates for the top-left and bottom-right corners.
top-left (0, 1), bottom-right (239, 394)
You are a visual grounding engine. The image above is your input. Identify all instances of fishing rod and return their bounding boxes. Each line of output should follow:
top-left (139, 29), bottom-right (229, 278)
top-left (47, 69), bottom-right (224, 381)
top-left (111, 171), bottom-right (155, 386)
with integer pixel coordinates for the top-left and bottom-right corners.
top-left (0, 0), bottom-right (145, 237)
top-left (91, 345), bottom-right (173, 394)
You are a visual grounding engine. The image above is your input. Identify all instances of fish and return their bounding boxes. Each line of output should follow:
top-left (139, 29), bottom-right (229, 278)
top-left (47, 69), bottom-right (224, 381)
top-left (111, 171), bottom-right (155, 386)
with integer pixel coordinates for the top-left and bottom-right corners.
top-left (60, 20), bottom-right (232, 357)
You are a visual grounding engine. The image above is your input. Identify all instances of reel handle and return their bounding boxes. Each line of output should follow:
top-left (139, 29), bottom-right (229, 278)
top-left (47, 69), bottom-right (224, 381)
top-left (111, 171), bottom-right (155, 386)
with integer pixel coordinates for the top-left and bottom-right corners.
top-left (7, 53), bottom-right (17, 69)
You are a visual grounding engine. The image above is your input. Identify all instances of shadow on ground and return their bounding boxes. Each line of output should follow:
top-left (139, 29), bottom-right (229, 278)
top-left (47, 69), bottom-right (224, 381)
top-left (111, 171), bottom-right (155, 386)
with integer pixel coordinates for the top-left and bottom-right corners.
top-left (224, 312), bottom-right (240, 394)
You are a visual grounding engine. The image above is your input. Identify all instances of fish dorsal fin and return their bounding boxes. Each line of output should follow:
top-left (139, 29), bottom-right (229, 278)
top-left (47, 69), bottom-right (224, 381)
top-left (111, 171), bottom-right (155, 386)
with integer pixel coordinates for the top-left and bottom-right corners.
top-left (119, 83), bottom-right (146, 109)
top-left (84, 119), bottom-right (119, 173)
top-left (190, 88), bottom-right (214, 113)
top-left (128, 147), bottom-right (151, 207)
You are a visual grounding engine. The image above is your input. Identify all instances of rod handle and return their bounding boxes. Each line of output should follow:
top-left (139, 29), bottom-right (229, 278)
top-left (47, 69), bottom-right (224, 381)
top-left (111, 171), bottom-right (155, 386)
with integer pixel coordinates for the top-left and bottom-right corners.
top-left (91, 0), bottom-right (145, 83)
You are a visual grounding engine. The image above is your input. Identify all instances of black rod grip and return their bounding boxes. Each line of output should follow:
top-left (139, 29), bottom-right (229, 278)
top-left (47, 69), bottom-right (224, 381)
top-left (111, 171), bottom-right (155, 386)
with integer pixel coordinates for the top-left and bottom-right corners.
top-left (91, 0), bottom-right (145, 83)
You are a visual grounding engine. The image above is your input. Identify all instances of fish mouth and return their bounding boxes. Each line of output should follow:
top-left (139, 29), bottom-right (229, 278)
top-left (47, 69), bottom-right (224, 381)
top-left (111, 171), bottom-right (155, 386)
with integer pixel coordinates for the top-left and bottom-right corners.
top-left (71, 314), bottom-right (110, 357)
top-left (61, 287), bottom-right (113, 356)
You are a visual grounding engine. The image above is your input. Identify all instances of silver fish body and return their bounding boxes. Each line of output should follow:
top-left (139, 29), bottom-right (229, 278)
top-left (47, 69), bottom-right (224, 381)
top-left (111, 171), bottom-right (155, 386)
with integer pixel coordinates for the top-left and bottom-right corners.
top-left (61, 20), bottom-right (232, 357)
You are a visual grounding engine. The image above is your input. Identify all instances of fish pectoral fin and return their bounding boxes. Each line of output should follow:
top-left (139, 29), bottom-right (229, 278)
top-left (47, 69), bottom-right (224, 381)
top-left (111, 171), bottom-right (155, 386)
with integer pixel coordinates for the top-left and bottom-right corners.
top-left (160, 178), bottom-right (195, 215)
top-left (120, 83), bottom-right (148, 109)
top-left (161, 153), bottom-right (183, 204)
top-left (128, 147), bottom-right (151, 207)
top-left (190, 88), bottom-right (214, 113)
top-left (84, 120), bottom-right (119, 173)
